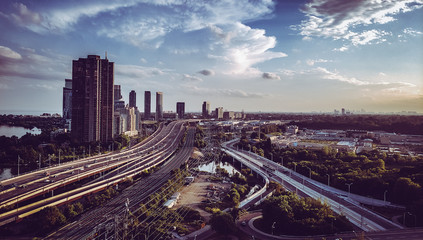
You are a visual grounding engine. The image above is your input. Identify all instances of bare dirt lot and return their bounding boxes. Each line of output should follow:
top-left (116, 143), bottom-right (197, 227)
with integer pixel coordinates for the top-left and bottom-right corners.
top-left (176, 172), bottom-right (231, 222)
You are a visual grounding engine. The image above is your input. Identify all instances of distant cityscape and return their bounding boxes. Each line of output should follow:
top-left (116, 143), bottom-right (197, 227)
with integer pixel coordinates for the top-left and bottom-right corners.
top-left (62, 55), bottom-right (249, 143)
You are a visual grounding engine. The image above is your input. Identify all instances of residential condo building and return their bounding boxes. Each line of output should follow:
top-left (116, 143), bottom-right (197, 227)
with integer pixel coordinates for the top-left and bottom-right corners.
top-left (156, 92), bottom-right (163, 121)
top-left (177, 102), bottom-right (185, 119)
top-left (71, 55), bottom-right (114, 143)
top-left (144, 91), bottom-right (151, 120)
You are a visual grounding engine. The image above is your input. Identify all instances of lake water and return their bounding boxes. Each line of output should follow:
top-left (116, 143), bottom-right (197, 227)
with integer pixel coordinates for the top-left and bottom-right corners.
top-left (0, 125), bottom-right (41, 138)
top-left (0, 168), bottom-right (13, 181)
top-left (197, 161), bottom-right (240, 176)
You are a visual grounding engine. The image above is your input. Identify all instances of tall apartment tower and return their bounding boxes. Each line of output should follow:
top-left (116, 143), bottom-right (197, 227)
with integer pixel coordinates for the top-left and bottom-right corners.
top-left (156, 92), bottom-right (163, 121)
top-left (176, 102), bottom-right (185, 119)
top-left (71, 55), bottom-right (114, 143)
top-left (144, 91), bottom-right (151, 119)
top-left (215, 107), bottom-right (223, 119)
top-left (129, 90), bottom-right (136, 108)
top-left (63, 79), bottom-right (72, 120)
top-left (202, 101), bottom-right (210, 118)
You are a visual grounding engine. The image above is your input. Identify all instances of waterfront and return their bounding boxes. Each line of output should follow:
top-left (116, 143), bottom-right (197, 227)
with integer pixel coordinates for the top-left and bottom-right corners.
top-left (197, 161), bottom-right (240, 176)
top-left (0, 125), bottom-right (41, 138)
top-left (0, 168), bottom-right (13, 181)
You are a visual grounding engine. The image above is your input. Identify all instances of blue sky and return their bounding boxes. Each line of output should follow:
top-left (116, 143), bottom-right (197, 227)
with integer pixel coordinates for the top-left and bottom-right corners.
top-left (0, 0), bottom-right (422, 114)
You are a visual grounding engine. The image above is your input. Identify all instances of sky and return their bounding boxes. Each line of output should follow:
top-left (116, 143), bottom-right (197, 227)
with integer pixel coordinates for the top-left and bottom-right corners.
top-left (0, 0), bottom-right (422, 114)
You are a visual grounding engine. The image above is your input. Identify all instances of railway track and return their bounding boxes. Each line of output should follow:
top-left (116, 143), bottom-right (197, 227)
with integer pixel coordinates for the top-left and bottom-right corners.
top-left (0, 121), bottom-right (187, 227)
top-left (46, 126), bottom-right (195, 239)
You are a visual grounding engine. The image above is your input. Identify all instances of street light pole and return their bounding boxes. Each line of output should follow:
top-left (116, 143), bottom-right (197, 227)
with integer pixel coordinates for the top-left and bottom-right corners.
top-left (306, 166), bottom-right (311, 179)
top-left (345, 183), bottom-right (353, 196)
top-left (17, 155), bottom-right (20, 176)
top-left (384, 190), bottom-right (388, 203)
top-left (271, 222), bottom-right (276, 235)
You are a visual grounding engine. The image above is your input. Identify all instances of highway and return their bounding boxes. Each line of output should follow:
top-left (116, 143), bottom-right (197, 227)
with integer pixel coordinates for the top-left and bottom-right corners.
top-left (45, 126), bottom-right (196, 240)
top-left (221, 139), bottom-right (404, 232)
top-left (0, 120), bottom-right (188, 227)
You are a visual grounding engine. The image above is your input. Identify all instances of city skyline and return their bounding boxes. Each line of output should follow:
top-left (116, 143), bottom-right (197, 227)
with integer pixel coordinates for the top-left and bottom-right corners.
top-left (0, 0), bottom-right (422, 114)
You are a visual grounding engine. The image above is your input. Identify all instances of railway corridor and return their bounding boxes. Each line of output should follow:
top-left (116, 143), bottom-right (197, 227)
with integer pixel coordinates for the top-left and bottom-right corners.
top-left (0, 121), bottom-right (188, 228)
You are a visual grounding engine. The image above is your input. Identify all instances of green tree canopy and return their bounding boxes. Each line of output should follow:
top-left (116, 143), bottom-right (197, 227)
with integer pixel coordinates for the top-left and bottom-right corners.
top-left (209, 211), bottom-right (237, 235)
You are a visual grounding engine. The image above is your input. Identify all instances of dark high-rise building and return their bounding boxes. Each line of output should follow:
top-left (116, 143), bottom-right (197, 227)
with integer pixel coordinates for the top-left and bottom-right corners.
top-left (144, 91), bottom-right (151, 119)
top-left (129, 90), bottom-right (136, 108)
top-left (63, 79), bottom-right (72, 120)
top-left (176, 102), bottom-right (185, 119)
top-left (202, 101), bottom-right (210, 118)
top-left (156, 92), bottom-right (163, 121)
top-left (114, 85), bottom-right (122, 100)
top-left (71, 55), bottom-right (114, 143)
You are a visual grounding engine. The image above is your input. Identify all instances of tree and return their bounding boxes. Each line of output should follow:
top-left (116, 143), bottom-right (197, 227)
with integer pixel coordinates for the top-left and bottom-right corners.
top-left (393, 177), bottom-right (421, 204)
top-left (37, 206), bottom-right (67, 232)
top-left (209, 211), bottom-right (237, 235)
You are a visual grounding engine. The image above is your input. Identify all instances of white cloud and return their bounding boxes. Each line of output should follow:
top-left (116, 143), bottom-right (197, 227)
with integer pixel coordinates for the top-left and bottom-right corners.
top-left (184, 85), bottom-right (269, 98)
top-left (0, 45), bottom-right (68, 81)
top-left (206, 23), bottom-right (287, 74)
top-left (304, 68), bottom-right (417, 94)
top-left (115, 64), bottom-right (166, 79)
top-left (0, 3), bottom-right (42, 26)
top-left (182, 74), bottom-right (203, 82)
top-left (0, 46), bottom-right (22, 60)
top-left (306, 59), bottom-right (331, 66)
top-left (350, 30), bottom-right (391, 46)
top-left (333, 46), bottom-right (349, 52)
top-left (295, 0), bottom-right (423, 46)
top-left (399, 27), bottom-right (423, 41)
top-left (403, 28), bottom-right (423, 36)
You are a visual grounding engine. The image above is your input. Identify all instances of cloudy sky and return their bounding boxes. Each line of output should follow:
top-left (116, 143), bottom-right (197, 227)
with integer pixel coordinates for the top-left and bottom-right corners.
top-left (0, 0), bottom-right (422, 114)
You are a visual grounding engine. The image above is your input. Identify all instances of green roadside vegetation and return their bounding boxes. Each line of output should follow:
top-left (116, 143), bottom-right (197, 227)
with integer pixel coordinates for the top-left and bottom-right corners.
top-left (194, 126), bottom-right (206, 148)
top-left (291, 115), bottom-right (423, 135)
top-left (0, 131), bottom-right (148, 174)
top-left (237, 135), bottom-right (423, 227)
top-left (0, 175), bottom-right (140, 237)
top-left (256, 182), bottom-right (353, 236)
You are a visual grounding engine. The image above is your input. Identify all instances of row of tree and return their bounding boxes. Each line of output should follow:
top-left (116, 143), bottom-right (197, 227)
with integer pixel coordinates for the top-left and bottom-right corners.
top-left (238, 136), bottom-right (423, 226)
top-left (261, 183), bottom-right (353, 235)
top-left (0, 132), bottom-right (133, 173)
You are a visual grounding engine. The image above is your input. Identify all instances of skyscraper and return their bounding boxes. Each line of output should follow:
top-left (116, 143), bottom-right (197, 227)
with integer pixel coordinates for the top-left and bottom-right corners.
top-left (144, 91), bottom-right (151, 120)
top-left (63, 79), bottom-right (72, 120)
top-left (129, 90), bottom-right (136, 108)
top-left (177, 102), bottom-right (185, 119)
top-left (202, 101), bottom-right (210, 118)
top-left (71, 55), bottom-right (114, 143)
top-left (156, 92), bottom-right (163, 121)
top-left (215, 107), bottom-right (223, 119)
top-left (114, 85), bottom-right (124, 110)
top-left (114, 85), bottom-right (122, 101)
